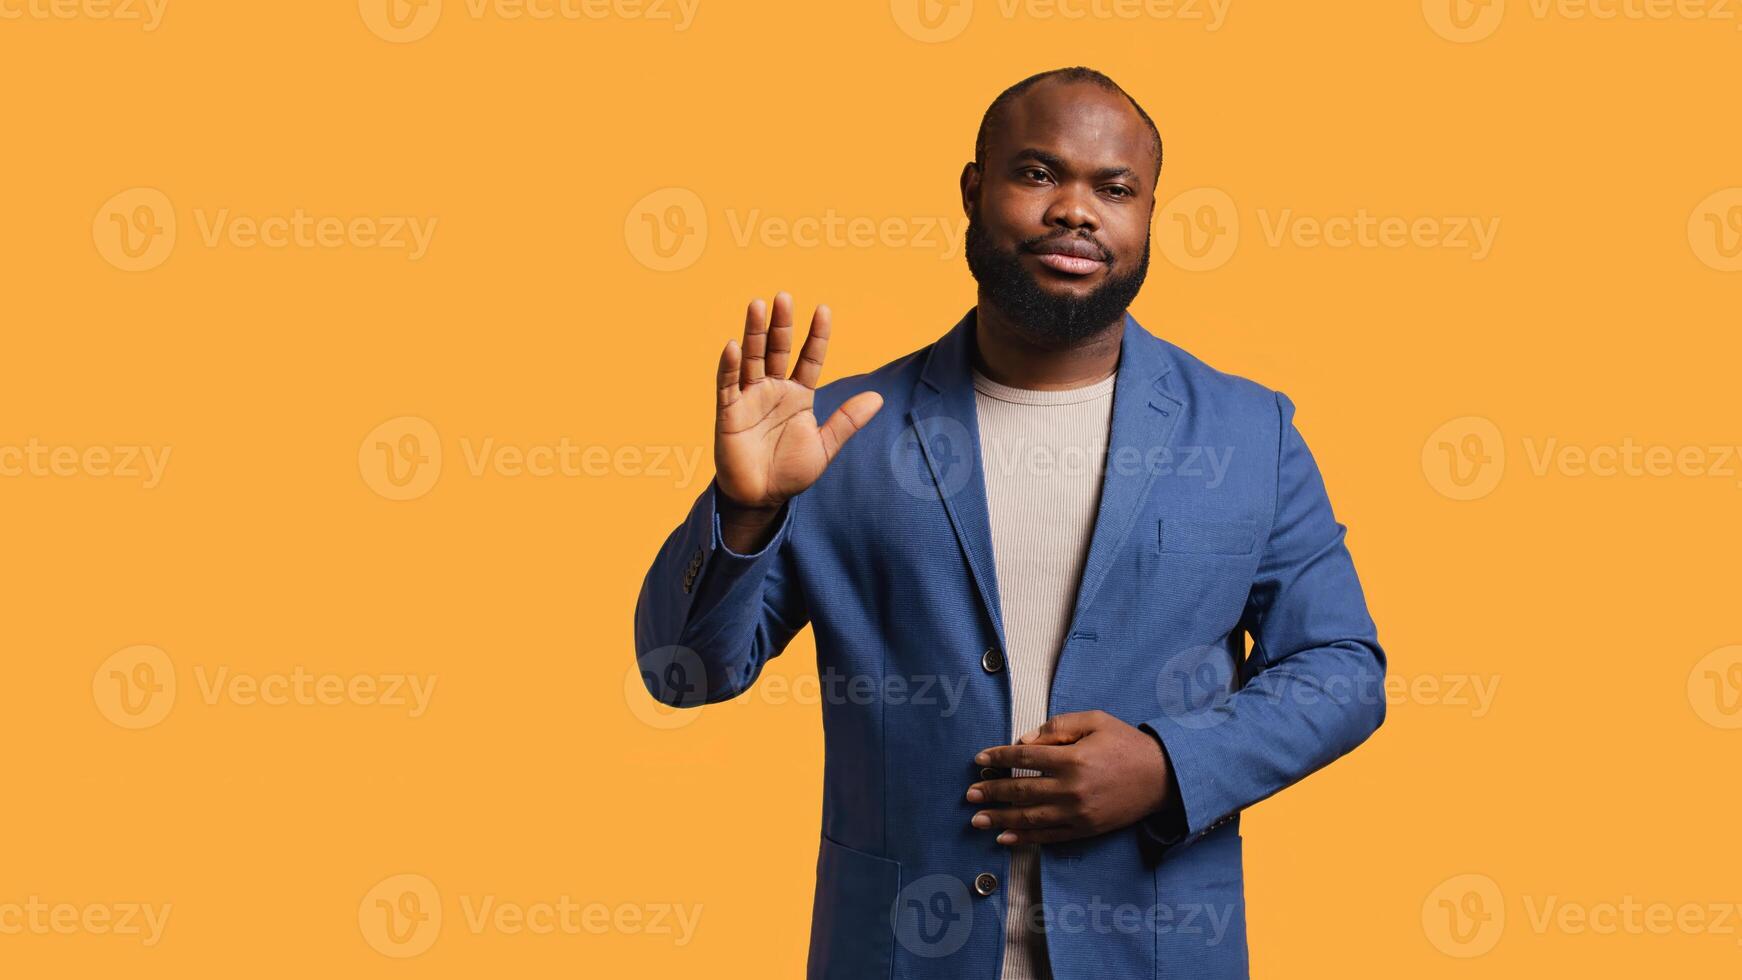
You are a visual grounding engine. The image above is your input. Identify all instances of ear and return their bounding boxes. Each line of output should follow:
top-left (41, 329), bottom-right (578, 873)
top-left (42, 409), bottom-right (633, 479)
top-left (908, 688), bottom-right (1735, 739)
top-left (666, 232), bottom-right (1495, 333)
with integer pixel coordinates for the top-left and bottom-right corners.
top-left (959, 161), bottom-right (980, 220)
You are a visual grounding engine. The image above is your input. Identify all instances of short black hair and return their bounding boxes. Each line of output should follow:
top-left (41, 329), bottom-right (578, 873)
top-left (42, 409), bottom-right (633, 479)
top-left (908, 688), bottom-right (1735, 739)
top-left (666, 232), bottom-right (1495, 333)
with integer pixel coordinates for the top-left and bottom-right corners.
top-left (974, 67), bottom-right (1163, 185)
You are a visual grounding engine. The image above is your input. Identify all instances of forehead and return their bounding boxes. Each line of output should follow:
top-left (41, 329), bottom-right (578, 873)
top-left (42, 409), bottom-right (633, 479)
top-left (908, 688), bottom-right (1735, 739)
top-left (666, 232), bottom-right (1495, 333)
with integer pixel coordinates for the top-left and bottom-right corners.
top-left (987, 79), bottom-right (1151, 170)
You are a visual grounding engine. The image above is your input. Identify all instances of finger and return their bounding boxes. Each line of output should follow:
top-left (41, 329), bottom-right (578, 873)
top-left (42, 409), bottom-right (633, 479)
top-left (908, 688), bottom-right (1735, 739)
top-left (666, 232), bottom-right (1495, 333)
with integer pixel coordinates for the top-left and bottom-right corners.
top-left (995, 826), bottom-right (1086, 846)
top-left (975, 743), bottom-right (1076, 774)
top-left (791, 303), bottom-right (832, 388)
top-left (740, 297), bottom-right (768, 387)
top-left (717, 338), bottom-right (742, 411)
top-left (971, 805), bottom-right (1070, 831)
top-left (1018, 711), bottom-right (1103, 745)
top-left (765, 291), bottom-right (794, 379)
top-left (966, 777), bottom-right (1066, 806)
top-left (817, 390), bottom-right (884, 464)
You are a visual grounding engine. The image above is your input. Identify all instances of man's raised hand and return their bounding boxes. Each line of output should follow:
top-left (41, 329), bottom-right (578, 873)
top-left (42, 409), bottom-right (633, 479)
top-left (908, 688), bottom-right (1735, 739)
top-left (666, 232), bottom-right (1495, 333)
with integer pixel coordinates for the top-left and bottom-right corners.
top-left (715, 292), bottom-right (883, 515)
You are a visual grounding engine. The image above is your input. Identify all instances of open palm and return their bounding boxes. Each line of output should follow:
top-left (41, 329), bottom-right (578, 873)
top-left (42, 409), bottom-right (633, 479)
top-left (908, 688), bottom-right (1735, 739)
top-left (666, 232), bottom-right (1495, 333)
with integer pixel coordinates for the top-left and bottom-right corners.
top-left (715, 292), bottom-right (883, 509)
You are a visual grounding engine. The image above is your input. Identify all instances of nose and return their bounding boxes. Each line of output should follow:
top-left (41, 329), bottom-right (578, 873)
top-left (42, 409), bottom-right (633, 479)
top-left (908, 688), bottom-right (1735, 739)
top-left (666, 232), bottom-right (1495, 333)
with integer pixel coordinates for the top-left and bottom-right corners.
top-left (1042, 180), bottom-right (1100, 234)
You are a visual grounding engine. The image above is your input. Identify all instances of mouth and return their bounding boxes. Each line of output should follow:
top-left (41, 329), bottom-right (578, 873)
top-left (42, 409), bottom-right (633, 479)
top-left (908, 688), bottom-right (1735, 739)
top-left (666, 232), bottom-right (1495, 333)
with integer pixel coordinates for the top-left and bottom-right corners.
top-left (1029, 251), bottom-right (1106, 277)
top-left (1023, 238), bottom-right (1110, 278)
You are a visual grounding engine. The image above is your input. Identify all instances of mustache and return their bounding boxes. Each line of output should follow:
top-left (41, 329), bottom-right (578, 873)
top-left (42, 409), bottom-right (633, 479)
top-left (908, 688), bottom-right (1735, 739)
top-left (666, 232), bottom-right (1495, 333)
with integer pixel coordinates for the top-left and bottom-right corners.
top-left (1020, 231), bottom-right (1113, 262)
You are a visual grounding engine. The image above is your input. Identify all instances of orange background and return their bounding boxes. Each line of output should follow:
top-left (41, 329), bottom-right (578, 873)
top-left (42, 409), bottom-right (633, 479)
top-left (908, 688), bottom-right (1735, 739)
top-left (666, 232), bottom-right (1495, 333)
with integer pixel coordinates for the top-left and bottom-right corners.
top-left (2, 0), bottom-right (1740, 976)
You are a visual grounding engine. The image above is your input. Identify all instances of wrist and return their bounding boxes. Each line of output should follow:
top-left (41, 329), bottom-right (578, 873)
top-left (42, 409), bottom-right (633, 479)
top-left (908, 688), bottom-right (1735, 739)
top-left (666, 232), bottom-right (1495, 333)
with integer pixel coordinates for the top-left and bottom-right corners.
top-left (717, 491), bottom-right (785, 525)
top-left (1144, 731), bottom-right (1186, 830)
top-left (715, 488), bottom-right (787, 555)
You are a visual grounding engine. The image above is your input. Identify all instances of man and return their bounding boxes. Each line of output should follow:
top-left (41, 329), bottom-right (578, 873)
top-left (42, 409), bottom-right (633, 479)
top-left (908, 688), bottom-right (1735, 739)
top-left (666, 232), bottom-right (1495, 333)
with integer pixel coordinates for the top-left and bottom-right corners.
top-left (633, 67), bottom-right (1386, 980)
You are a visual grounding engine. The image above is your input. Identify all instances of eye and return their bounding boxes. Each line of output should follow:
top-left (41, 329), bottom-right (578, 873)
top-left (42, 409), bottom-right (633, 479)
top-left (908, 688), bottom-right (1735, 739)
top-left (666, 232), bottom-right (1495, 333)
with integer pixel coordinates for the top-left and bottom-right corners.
top-left (1020, 167), bottom-right (1052, 184)
top-left (1103, 185), bottom-right (1135, 199)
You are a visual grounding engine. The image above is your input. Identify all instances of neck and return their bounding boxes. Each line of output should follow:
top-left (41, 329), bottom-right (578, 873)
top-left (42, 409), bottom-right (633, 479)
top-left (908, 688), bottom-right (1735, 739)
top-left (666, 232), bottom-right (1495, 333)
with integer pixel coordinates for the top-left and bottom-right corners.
top-left (970, 298), bottom-right (1124, 390)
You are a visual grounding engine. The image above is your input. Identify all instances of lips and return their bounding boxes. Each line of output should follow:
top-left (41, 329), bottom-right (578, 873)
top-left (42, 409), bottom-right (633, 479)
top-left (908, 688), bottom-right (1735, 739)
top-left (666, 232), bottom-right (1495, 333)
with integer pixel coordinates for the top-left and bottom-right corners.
top-left (1027, 238), bottom-right (1108, 277)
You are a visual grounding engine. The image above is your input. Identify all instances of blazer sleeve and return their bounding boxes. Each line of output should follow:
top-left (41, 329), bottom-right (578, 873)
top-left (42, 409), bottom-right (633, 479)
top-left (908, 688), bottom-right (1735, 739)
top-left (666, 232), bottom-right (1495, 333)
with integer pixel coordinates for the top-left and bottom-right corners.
top-left (1138, 390), bottom-right (1387, 850)
top-left (631, 476), bottom-right (812, 707)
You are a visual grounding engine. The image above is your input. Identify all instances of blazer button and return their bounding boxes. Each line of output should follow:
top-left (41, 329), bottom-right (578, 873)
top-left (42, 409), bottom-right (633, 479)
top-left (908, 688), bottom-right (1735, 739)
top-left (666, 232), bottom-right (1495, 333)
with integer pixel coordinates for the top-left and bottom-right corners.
top-left (980, 648), bottom-right (1004, 674)
top-left (979, 767), bottom-right (1001, 781)
top-left (973, 872), bottom-right (999, 897)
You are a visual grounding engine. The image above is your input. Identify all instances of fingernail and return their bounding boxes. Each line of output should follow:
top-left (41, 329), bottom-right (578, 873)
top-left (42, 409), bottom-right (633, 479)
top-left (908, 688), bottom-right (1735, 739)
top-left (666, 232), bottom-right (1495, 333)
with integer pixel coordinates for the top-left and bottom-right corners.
top-left (997, 832), bottom-right (1016, 845)
top-left (974, 752), bottom-right (989, 765)
top-left (966, 788), bottom-right (983, 803)
top-left (971, 814), bottom-right (991, 829)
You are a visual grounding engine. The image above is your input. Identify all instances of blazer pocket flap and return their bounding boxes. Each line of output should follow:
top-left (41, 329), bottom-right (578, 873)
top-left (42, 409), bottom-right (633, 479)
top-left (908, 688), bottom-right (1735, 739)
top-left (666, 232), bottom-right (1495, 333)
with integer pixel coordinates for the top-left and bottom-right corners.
top-left (1159, 518), bottom-right (1258, 555)
top-left (808, 834), bottom-right (899, 977)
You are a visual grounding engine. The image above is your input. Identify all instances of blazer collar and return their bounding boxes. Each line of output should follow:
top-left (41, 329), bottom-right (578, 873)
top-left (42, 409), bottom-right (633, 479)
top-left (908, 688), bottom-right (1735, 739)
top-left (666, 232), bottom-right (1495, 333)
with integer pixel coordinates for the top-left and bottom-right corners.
top-left (908, 306), bottom-right (1188, 654)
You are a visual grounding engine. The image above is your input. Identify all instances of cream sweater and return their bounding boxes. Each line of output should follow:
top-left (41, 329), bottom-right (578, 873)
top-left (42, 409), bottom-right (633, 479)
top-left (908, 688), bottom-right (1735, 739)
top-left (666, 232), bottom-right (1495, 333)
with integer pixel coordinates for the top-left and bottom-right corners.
top-left (970, 364), bottom-right (1118, 980)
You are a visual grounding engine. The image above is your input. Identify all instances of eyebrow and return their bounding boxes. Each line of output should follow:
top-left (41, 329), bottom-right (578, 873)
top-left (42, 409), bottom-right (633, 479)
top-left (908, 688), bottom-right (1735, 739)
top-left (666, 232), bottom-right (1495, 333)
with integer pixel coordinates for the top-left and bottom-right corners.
top-left (1008, 147), bottom-right (1139, 184)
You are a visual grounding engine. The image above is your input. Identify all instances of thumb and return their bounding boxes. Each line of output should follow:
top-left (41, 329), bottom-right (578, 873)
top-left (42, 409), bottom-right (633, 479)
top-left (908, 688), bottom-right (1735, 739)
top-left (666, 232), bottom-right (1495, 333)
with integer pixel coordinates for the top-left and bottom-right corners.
top-left (1018, 711), bottom-right (1100, 745)
top-left (817, 390), bottom-right (883, 464)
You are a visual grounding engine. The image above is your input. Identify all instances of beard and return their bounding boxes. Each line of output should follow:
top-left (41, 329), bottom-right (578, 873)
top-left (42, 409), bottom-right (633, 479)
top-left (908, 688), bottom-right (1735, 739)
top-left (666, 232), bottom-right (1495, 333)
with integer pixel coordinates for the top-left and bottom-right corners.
top-left (964, 211), bottom-right (1150, 349)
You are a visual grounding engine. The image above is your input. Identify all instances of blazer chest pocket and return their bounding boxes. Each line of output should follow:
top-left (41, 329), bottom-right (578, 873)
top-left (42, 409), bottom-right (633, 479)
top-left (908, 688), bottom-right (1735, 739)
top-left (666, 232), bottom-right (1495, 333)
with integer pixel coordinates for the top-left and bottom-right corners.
top-left (1158, 518), bottom-right (1258, 556)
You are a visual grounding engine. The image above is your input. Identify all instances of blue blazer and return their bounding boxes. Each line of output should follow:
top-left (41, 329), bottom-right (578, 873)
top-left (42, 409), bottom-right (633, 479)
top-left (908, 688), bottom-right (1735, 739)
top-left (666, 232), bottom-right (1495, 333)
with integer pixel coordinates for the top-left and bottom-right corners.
top-left (633, 307), bottom-right (1386, 979)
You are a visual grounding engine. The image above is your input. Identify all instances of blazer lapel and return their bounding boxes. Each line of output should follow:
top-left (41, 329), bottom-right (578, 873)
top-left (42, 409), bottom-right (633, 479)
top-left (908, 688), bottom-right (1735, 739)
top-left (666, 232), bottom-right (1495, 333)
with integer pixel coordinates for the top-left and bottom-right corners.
top-left (905, 308), bottom-right (1187, 655)
top-left (1063, 312), bottom-right (1185, 641)
top-left (908, 308), bottom-right (1007, 651)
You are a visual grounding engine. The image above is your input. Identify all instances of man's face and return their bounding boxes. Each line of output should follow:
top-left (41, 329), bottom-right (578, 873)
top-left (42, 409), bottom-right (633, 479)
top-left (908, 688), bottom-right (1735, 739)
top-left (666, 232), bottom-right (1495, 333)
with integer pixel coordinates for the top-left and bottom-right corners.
top-left (962, 79), bottom-right (1158, 348)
